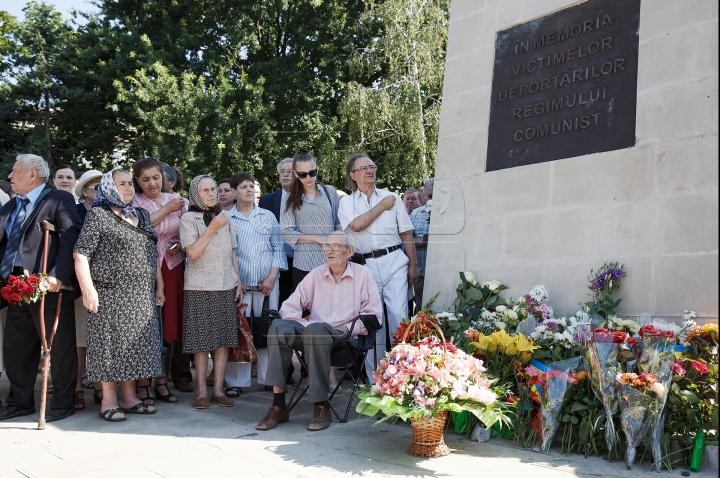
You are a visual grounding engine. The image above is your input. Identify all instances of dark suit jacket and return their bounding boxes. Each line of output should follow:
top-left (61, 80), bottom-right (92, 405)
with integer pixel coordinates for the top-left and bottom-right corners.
top-left (0, 185), bottom-right (82, 306)
top-left (259, 189), bottom-right (283, 222)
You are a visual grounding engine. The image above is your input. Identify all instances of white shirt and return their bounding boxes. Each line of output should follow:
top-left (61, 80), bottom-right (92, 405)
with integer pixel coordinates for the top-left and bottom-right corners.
top-left (338, 187), bottom-right (413, 254)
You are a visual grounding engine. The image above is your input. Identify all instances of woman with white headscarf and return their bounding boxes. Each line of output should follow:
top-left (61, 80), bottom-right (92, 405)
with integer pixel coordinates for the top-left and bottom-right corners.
top-left (180, 175), bottom-right (241, 410)
top-left (73, 169), bottom-right (164, 422)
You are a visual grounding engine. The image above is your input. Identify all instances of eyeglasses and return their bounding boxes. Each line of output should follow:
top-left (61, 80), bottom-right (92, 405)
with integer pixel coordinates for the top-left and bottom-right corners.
top-left (279, 169), bottom-right (293, 175)
top-left (352, 165), bottom-right (377, 173)
top-left (89, 184), bottom-right (100, 190)
top-left (295, 169), bottom-right (318, 179)
top-left (321, 243), bottom-right (349, 251)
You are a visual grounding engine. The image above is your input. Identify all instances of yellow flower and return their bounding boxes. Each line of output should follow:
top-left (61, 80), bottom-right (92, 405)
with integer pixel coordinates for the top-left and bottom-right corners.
top-left (470, 334), bottom-right (496, 354)
top-left (576, 371), bottom-right (589, 381)
top-left (701, 323), bottom-right (718, 336)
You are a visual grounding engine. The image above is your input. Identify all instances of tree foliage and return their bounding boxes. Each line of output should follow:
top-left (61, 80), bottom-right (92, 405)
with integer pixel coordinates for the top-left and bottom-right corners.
top-left (0, 0), bottom-right (449, 192)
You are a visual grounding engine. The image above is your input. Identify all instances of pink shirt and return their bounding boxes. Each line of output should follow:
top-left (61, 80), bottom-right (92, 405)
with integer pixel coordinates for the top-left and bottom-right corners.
top-left (133, 193), bottom-right (186, 270)
top-left (279, 262), bottom-right (383, 337)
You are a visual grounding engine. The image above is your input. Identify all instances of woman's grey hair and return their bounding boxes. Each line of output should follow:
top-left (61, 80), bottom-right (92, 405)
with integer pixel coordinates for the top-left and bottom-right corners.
top-left (276, 158), bottom-right (293, 173)
top-left (16, 154), bottom-right (50, 180)
top-left (160, 163), bottom-right (177, 183)
top-left (344, 153), bottom-right (373, 193)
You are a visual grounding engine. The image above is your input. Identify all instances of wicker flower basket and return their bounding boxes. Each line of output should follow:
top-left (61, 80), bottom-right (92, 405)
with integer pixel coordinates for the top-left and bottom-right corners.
top-left (403, 317), bottom-right (451, 457)
top-left (408, 410), bottom-right (451, 457)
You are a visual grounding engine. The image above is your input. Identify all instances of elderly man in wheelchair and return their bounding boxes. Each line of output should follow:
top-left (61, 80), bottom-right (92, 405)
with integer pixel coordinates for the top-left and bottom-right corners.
top-left (256, 230), bottom-right (382, 432)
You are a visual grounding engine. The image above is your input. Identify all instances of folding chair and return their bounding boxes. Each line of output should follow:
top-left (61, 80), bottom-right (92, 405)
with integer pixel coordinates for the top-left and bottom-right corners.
top-left (287, 314), bottom-right (381, 423)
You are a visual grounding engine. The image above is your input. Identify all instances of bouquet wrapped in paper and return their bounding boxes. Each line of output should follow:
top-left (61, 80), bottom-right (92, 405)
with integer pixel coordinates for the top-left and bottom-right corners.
top-left (587, 328), bottom-right (637, 458)
top-left (636, 326), bottom-right (675, 472)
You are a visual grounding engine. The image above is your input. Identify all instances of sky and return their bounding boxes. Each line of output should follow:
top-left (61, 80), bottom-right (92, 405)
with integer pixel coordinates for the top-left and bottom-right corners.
top-left (2, 0), bottom-right (98, 21)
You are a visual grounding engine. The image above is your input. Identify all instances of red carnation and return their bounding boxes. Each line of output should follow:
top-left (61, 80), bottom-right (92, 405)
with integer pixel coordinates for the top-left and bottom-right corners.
top-left (7, 275), bottom-right (20, 286)
top-left (8, 292), bottom-right (22, 303)
top-left (16, 281), bottom-right (32, 296)
top-left (613, 331), bottom-right (629, 343)
top-left (26, 275), bottom-right (40, 287)
top-left (690, 361), bottom-right (708, 374)
top-left (1, 286), bottom-right (14, 301)
top-left (628, 337), bottom-right (638, 347)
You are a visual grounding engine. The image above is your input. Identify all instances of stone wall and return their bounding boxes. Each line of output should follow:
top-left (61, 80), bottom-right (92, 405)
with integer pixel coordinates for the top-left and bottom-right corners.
top-left (425, 0), bottom-right (719, 321)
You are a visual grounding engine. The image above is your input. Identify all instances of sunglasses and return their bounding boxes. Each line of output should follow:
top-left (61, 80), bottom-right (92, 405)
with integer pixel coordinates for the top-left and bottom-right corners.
top-left (87, 184), bottom-right (100, 190)
top-left (295, 169), bottom-right (318, 179)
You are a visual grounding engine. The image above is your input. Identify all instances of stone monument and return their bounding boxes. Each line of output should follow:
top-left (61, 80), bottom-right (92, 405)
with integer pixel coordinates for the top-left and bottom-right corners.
top-left (425, 0), bottom-right (718, 321)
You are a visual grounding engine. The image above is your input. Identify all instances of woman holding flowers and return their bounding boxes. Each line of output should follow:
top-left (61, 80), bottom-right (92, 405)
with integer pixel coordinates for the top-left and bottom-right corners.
top-left (74, 169), bottom-right (164, 422)
top-left (180, 175), bottom-right (241, 410)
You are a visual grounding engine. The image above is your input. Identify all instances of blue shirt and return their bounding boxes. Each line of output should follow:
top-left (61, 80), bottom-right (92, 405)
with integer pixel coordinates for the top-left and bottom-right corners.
top-left (410, 204), bottom-right (431, 276)
top-left (230, 204), bottom-right (287, 286)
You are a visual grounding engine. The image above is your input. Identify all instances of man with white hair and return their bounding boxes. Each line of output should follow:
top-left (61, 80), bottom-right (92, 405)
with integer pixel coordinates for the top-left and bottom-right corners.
top-left (0, 154), bottom-right (82, 422)
top-left (256, 230), bottom-right (382, 432)
top-left (338, 153), bottom-right (418, 379)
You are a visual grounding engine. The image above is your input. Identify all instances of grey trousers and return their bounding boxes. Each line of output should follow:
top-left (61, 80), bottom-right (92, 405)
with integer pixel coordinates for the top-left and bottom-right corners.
top-left (265, 319), bottom-right (356, 403)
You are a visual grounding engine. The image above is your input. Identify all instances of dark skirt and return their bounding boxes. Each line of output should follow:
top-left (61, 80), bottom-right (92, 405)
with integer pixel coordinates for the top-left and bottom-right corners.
top-left (182, 289), bottom-right (239, 353)
top-left (161, 261), bottom-right (184, 341)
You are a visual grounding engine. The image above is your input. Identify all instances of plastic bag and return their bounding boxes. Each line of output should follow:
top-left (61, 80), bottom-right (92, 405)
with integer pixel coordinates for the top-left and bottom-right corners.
top-left (472, 424), bottom-right (491, 442)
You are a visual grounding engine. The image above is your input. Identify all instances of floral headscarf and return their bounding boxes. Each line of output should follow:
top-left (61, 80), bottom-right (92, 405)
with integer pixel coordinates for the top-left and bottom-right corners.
top-left (188, 174), bottom-right (218, 226)
top-left (92, 169), bottom-right (137, 218)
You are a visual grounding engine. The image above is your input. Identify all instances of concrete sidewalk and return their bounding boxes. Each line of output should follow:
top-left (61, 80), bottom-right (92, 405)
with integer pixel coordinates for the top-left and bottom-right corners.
top-left (0, 370), bottom-right (714, 478)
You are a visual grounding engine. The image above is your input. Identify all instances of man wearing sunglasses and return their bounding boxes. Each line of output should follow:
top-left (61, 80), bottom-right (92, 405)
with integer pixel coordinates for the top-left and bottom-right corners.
top-left (338, 154), bottom-right (418, 380)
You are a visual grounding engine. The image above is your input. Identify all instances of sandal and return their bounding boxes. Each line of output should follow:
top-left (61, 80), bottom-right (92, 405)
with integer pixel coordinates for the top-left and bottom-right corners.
top-left (137, 383), bottom-right (155, 406)
top-left (74, 390), bottom-right (86, 410)
top-left (93, 388), bottom-right (103, 404)
top-left (81, 375), bottom-right (94, 389)
top-left (154, 383), bottom-right (178, 403)
top-left (120, 402), bottom-right (157, 414)
top-left (225, 387), bottom-right (241, 398)
top-left (99, 408), bottom-right (126, 422)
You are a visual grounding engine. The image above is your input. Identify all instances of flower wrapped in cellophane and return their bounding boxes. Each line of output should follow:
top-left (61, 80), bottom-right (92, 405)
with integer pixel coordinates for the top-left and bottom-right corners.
top-left (587, 328), bottom-right (637, 459)
top-left (534, 356), bottom-right (583, 453)
top-left (635, 325), bottom-right (675, 472)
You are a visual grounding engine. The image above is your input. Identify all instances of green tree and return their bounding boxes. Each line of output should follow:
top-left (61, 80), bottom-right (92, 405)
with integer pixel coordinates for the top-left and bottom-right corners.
top-left (114, 61), bottom-right (270, 181)
top-left (0, 1), bottom-right (76, 170)
top-left (339, 0), bottom-right (449, 191)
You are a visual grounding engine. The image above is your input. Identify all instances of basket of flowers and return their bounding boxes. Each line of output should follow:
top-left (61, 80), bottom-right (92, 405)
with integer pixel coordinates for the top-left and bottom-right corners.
top-left (357, 316), bottom-right (509, 457)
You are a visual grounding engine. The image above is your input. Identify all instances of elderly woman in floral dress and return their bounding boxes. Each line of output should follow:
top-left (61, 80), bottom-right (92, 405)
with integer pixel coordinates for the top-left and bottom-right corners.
top-left (180, 175), bottom-right (242, 409)
top-left (74, 169), bottom-right (164, 422)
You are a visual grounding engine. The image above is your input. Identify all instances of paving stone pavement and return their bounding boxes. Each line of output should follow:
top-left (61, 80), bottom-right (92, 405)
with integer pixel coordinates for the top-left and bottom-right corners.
top-left (0, 369), bottom-right (715, 478)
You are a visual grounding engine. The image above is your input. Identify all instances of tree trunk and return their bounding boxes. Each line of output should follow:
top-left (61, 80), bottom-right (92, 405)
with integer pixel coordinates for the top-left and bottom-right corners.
top-left (44, 89), bottom-right (52, 162)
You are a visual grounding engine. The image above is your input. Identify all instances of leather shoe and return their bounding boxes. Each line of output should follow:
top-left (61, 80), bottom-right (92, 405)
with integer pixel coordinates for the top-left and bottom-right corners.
top-left (0, 405), bottom-right (36, 421)
top-left (256, 405), bottom-right (289, 431)
top-left (174, 377), bottom-right (194, 393)
top-left (307, 404), bottom-right (332, 431)
top-left (45, 407), bottom-right (75, 423)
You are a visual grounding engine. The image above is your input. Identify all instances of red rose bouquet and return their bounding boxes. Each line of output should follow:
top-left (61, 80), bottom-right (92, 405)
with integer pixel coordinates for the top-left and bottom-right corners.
top-left (1, 273), bottom-right (49, 305)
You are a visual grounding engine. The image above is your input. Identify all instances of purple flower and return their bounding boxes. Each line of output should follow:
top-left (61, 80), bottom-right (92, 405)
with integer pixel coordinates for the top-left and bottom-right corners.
top-left (611, 269), bottom-right (622, 278)
top-left (389, 357), bottom-right (397, 365)
top-left (525, 297), bottom-right (533, 305)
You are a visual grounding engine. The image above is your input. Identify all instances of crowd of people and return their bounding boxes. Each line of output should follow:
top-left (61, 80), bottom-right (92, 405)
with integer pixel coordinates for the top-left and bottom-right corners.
top-left (0, 150), bottom-right (434, 432)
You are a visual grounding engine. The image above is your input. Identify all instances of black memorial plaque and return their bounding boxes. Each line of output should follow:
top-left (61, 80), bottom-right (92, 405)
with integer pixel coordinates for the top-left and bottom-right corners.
top-left (486, 0), bottom-right (640, 171)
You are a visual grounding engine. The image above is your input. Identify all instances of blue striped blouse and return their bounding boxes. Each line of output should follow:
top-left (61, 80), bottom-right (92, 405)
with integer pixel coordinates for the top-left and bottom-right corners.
top-left (230, 205), bottom-right (287, 286)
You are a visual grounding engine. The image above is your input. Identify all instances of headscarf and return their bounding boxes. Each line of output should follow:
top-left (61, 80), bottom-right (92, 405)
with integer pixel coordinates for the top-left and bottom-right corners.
top-left (188, 174), bottom-right (219, 226)
top-left (92, 169), bottom-right (138, 218)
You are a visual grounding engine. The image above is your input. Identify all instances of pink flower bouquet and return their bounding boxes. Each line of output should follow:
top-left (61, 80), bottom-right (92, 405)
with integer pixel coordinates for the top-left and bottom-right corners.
top-left (356, 336), bottom-right (509, 427)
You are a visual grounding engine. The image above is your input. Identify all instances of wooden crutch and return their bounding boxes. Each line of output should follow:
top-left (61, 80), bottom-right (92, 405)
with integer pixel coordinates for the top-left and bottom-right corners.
top-left (38, 220), bottom-right (62, 430)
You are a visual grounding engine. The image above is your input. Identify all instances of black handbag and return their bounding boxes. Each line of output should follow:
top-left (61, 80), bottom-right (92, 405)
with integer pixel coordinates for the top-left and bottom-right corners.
top-left (247, 294), bottom-right (281, 349)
